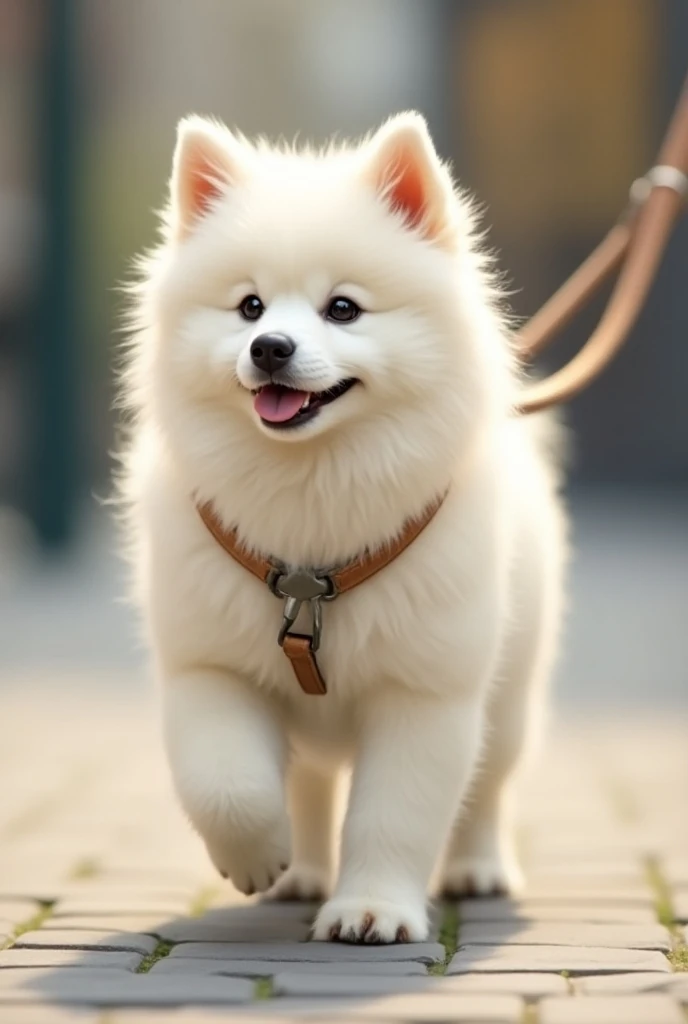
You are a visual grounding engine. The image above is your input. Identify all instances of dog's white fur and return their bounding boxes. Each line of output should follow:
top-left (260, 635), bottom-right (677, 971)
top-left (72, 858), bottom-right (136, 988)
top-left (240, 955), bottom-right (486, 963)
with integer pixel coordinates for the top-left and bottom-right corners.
top-left (120, 112), bottom-right (567, 943)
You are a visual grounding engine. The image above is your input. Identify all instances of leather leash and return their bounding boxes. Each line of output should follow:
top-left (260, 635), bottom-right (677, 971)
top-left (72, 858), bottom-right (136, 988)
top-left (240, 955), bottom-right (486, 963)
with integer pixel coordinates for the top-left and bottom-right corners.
top-left (515, 73), bottom-right (688, 415)
top-left (197, 493), bottom-right (445, 695)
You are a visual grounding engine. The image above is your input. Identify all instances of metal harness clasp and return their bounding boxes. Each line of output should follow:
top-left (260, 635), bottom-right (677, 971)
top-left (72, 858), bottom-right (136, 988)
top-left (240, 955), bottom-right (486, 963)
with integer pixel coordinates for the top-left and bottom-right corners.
top-left (268, 568), bottom-right (334, 652)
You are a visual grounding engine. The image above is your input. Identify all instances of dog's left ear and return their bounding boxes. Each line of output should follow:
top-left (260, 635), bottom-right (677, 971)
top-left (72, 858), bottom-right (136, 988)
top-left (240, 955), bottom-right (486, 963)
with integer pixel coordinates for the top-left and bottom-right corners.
top-left (364, 113), bottom-right (454, 246)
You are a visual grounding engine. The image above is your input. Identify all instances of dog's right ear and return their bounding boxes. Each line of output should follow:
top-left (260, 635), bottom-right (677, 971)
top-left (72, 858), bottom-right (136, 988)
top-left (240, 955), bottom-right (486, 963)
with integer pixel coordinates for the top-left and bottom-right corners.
top-left (170, 116), bottom-right (245, 241)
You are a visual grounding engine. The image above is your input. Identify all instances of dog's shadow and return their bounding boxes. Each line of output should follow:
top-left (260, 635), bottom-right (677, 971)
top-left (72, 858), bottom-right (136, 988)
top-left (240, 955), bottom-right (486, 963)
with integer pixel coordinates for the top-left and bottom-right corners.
top-left (16, 896), bottom-right (526, 1014)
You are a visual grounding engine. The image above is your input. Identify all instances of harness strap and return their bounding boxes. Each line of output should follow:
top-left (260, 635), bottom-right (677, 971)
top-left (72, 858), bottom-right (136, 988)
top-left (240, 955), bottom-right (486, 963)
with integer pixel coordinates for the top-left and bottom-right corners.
top-left (197, 492), bottom-right (446, 695)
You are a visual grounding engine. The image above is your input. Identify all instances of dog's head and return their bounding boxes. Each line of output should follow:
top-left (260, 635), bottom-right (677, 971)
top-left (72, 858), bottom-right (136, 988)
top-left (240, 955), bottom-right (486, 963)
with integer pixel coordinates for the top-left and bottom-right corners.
top-left (138, 114), bottom-right (511, 474)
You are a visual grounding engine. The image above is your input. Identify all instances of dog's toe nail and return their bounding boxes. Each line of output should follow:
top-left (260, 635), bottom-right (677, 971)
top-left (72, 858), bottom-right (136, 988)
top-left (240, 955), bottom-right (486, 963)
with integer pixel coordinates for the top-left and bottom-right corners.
top-left (361, 912), bottom-right (375, 938)
top-left (328, 921), bottom-right (342, 940)
top-left (395, 925), bottom-right (410, 943)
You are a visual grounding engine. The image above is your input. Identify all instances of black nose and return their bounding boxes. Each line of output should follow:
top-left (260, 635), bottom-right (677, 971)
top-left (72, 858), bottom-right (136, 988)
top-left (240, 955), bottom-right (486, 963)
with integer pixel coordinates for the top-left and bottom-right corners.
top-left (250, 333), bottom-right (296, 375)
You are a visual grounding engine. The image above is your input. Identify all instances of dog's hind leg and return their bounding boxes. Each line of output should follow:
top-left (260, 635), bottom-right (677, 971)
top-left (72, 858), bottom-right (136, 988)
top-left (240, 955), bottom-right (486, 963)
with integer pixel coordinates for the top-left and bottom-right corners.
top-left (440, 525), bottom-right (565, 899)
top-left (439, 664), bottom-right (538, 898)
top-left (267, 759), bottom-right (338, 902)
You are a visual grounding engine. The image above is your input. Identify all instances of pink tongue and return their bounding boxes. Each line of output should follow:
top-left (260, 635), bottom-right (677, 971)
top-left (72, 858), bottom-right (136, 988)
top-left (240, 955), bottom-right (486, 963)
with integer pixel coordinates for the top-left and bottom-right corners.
top-left (254, 385), bottom-right (309, 423)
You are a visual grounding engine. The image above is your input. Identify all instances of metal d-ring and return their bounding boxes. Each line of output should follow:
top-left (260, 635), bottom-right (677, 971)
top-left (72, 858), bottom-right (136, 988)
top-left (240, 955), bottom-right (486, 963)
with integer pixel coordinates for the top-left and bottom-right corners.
top-left (277, 595), bottom-right (323, 651)
top-left (271, 568), bottom-right (332, 652)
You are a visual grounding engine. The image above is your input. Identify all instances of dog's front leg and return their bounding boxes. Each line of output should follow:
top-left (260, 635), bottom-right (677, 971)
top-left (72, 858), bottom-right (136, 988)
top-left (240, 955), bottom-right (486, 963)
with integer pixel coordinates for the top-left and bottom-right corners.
top-left (162, 667), bottom-right (290, 894)
top-left (313, 691), bottom-right (483, 943)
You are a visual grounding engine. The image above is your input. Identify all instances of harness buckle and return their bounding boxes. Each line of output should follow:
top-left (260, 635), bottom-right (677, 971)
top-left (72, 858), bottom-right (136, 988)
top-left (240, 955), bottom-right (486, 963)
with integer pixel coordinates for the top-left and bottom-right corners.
top-left (270, 569), bottom-right (333, 653)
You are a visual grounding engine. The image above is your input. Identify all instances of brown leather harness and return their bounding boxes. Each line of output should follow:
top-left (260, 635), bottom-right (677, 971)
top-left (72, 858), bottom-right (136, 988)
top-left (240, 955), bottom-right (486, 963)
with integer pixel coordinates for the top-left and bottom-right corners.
top-left (195, 78), bottom-right (688, 694)
top-left (197, 494), bottom-right (445, 695)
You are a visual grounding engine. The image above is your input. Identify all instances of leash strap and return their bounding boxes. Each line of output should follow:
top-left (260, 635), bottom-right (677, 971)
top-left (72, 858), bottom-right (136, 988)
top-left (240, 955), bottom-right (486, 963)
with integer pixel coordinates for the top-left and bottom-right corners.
top-left (515, 74), bottom-right (688, 414)
top-left (197, 493), bottom-right (445, 695)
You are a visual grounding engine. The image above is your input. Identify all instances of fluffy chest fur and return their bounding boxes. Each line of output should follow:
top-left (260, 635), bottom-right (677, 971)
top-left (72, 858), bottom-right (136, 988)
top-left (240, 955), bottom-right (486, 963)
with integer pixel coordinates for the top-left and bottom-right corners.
top-left (137, 427), bottom-right (511, 704)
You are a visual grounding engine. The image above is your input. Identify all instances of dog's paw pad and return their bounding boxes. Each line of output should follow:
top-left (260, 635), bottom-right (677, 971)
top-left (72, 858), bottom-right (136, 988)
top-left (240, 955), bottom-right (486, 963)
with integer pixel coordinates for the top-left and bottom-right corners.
top-left (441, 855), bottom-right (523, 899)
top-left (206, 817), bottom-right (291, 896)
top-left (265, 863), bottom-right (331, 902)
top-left (313, 896), bottom-right (427, 944)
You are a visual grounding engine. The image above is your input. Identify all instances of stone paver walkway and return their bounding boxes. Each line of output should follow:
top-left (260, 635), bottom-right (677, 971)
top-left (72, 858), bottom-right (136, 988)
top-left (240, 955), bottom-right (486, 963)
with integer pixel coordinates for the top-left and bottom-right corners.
top-left (1, 687), bottom-right (687, 1023)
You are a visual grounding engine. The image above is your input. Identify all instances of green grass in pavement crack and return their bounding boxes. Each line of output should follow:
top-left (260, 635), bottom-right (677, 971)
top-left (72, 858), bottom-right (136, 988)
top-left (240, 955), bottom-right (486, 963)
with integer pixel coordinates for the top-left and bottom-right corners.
top-left (560, 969), bottom-right (574, 995)
top-left (188, 884), bottom-right (220, 918)
top-left (136, 939), bottom-right (176, 973)
top-left (646, 857), bottom-right (675, 928)
top-left (427, 902), bottom-right (459, 976)
top-left (669, 947), bottom-right (688, 971)
top-left (1, 901), bottom-right (55, 950)
top-left (645, 856), bottom-right (688, 970)
top-left (667, 946), bottom-right (688, 970)
top-left (136, 882), bottom-right (219, 971)
top-left (69, 857), bottom-right (101, 880)
top-left (254, 977), bottom-right (274, 999)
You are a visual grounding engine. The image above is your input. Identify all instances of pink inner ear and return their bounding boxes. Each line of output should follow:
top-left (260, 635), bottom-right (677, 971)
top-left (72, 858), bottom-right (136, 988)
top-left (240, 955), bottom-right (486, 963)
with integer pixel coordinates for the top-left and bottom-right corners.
top-left (188, 155), bottom-right (224, 218)
top-left (387, 157), bottom-right (427, 228)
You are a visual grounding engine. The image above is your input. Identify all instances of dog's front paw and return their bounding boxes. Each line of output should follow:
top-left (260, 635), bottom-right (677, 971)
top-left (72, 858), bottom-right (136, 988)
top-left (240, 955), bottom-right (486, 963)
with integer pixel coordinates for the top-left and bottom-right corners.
top-left (441, 854), bottom-right (523, 898)
top-left (266, 863), bottom-right (331, 902)
top-left (313, 896), bottom-right (427, 944)
top-left (206, 815), bottom-right (291, 896)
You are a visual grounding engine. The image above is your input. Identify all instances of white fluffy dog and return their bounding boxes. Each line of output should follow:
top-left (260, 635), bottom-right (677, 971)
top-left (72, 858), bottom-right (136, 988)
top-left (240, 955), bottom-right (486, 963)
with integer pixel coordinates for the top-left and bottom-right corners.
top-left (120, 112), bottom-right (567, 944)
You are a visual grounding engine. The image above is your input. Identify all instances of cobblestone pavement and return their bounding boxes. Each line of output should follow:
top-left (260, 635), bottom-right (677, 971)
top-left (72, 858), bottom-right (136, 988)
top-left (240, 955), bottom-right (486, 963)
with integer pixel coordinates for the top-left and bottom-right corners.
top-left (1, 687), bottom-right (687, 1024)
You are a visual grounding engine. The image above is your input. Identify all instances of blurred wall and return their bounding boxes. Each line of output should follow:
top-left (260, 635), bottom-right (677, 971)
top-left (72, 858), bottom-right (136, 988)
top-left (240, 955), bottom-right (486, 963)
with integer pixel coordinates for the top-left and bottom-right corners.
top-left (0, 0), bottom-right (686, 549)
top-left (447, 0), bottom-right (688, 484)
top-left (77, 0), bottom-right (448, 488)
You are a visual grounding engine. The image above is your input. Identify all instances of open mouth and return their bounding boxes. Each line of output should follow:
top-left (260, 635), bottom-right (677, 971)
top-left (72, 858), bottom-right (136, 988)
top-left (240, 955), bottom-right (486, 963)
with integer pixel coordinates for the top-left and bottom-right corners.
top-left (253, 379), bottom-right (359, 429)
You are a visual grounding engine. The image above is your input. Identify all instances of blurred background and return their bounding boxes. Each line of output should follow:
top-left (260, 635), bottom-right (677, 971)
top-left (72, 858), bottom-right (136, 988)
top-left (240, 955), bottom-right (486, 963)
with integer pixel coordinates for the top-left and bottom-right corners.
top-left (0, 0), bottom-right (686, 712)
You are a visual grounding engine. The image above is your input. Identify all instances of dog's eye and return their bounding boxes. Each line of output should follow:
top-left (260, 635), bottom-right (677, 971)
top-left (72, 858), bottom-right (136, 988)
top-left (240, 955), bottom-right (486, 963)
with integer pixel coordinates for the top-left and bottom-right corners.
top-left (325, 297), bottom-right (362, 323)
top-left (237, 295), bottom-right (264, 321)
